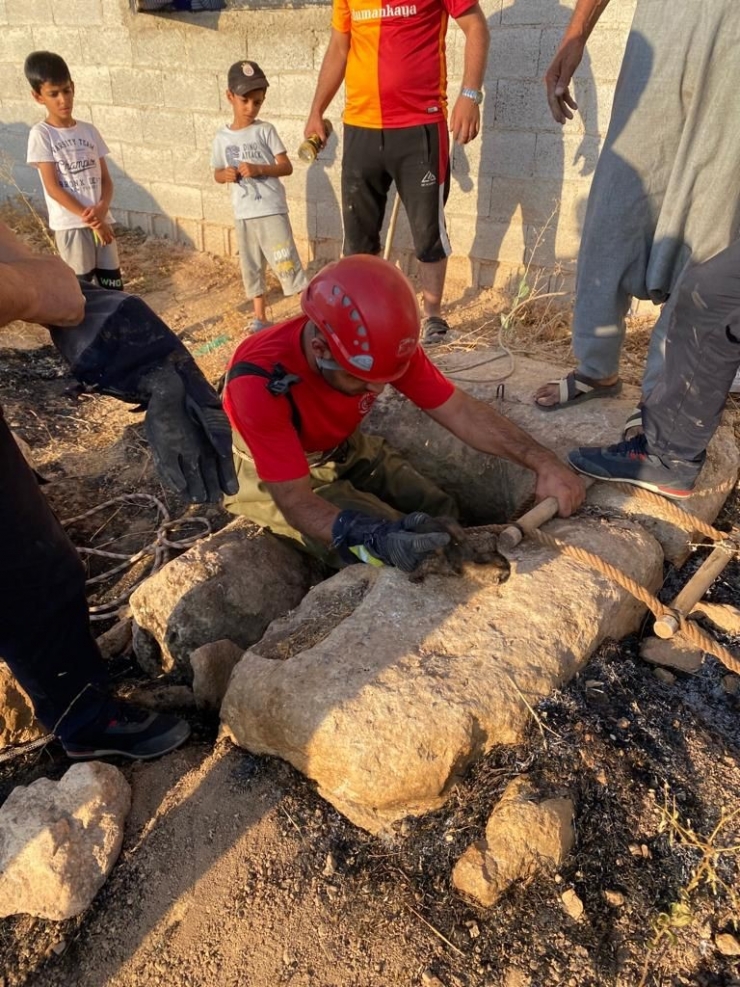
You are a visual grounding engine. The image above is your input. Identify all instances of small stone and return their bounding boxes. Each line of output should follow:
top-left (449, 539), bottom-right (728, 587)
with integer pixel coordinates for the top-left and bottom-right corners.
top-left (640, 637), bottom-right (702, 674)
top-left (561, 889), bottom-right (584, 921)
top-left (722, 675), bottom-right (740, 696)
top-left (653, 667), bottom-right (676, 685)
top-left (421, 970), bottom-right (445, 987)
top-left (51, 939), bottom-right (67, 956)
top-left (616, 718), bottom-right (630, 730)
top-left (715, 933), bottom-right (740, 956)
top-left (400, 819), bottom-right (412, 837)
top-left (604, 890), bottom-right (625, 907)
top-left (323, 853), bottom-right (337, 877)
top-left (466, 920), bottom-right (480, 939)
top-left (282, 949), bottom-right (296, 967)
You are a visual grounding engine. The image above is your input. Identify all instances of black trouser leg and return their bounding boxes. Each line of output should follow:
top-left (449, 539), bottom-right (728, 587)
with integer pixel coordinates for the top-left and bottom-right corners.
top-left (643, 239), bottom-right (740, 463)
top-left (0, 410), bottom-right (107, 732)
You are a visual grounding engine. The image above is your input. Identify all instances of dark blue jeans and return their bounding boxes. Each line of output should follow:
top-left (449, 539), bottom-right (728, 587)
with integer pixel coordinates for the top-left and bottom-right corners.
top-left (0, 408), bottom-right (107, 732)
top-left (644, 238), bottom-right (740, 463)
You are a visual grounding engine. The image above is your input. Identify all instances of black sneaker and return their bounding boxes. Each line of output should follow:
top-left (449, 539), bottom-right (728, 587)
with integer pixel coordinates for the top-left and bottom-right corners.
top-left (60, 699), bottom-right (191, 761)
top-left (567, 434), bottom-right (701, 500)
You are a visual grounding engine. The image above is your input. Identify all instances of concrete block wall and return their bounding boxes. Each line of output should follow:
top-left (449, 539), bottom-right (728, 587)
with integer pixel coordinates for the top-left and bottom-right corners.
top-left (0, 0), bottom-right (637, 292)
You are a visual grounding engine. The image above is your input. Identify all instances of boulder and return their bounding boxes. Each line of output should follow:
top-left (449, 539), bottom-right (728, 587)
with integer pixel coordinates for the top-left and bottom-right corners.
top-left (0, 662), bottom-right (45, 750)
top-left (364, 354), bottom-right (738, 562)
top-left (130, 518), bottom-right (317, 677)
top-left (452, 777), bottom-right (574, 907)
top-left (221, 516), bottom-right (662, 832)
top-left (0, 761), bottom-right (131, 920)
top-left (640, 637), bottom-right (703, 674)
top-left (191, 639), bottom-right (244, 711)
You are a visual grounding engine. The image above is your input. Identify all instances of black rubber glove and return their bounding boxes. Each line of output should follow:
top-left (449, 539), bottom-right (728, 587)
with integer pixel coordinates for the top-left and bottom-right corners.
top-left (331, 510), bottom-right (452, 573)
top-left (49, 282), bottom-right (238, 503)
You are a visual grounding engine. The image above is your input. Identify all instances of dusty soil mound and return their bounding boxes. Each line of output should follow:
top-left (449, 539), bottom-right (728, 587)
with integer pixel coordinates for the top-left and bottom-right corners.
top-left (1, 208), bottom-right (738, 986)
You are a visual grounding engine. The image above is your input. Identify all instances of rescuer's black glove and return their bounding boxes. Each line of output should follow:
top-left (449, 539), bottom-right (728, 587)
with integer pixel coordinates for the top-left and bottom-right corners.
top-left (331, 510), bottom-right (452, 573)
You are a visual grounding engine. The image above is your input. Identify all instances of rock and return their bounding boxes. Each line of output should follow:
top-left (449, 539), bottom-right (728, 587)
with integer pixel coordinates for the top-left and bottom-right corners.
top-left (222, 516), bottom-right (662, 832)
top-left (715, 932), bottom-right (740, 956)
top-left (421, 971), bottom-right (445, 987)
top-left (0, 662), bottom-right (45, 750)
top-left (561, 888), bottom-right (584, 921)
top-left (364, 355), bottom-right (737, 563)
top-left (692, 601), bottom-right (740, 636)
top-left (0, 762), bottom-right (131, 920)
top-left (451, 777), bottom-right (574, 907)
top-left (640, 637), bottom-right (703, 674)
top-left (653, 667), bottom-right (676, 685)
top-left (722, 674), bottom-right (740, 695)
top-left (130, 518), bottom-right (317, 678)
top-left (95, 617), bottom-right (133, 660)
top-left (190, 640), bottom-right (244, 712)
top-left (604, 890), bottom-right (625, 907)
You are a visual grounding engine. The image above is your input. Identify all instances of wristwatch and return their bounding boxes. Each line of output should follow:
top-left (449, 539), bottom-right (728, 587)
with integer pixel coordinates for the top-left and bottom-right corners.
top-left (460, 87), bottom-right (484, 105)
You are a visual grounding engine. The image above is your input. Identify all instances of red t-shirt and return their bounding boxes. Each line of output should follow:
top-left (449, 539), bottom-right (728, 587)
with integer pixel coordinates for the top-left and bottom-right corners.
top-left (333, 0), bottom-right (479, 128)
top-left (223, 315), bottom-right (454, 482)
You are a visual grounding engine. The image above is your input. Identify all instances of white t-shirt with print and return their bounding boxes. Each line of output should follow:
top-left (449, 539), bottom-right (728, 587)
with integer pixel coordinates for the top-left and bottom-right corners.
top-left (26, 120), bottom-right (114, 232)
top-left (211, 120), bottom-right (288, 221)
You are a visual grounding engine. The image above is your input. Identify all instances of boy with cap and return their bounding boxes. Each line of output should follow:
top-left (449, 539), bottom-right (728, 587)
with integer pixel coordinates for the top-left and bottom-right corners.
top-left (25, 50), bottom-right (123, 290)
top-left (212, 60), bottom-right (307, 333)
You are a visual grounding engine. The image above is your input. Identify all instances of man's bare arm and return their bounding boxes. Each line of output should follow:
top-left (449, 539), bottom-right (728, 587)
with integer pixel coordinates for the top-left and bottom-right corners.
top-left (0, 222), bottom-right (84, 328)
top-left (305, 28), bottom-right (351, 142)
top-left (545, 0), bottom-right (611, 124)
top-left (264, 475), bottom-right (341, 544)
top-left (449, 4), bottom-right (490, 145)
top-left (426, 388), bottom-right (585, 515)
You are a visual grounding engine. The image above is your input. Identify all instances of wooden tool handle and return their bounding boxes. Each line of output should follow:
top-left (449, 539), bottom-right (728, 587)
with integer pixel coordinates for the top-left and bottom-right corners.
top-left (498, 477), bottom-right (594, 553)
top-left (654, 542), bottom-right (734, 639)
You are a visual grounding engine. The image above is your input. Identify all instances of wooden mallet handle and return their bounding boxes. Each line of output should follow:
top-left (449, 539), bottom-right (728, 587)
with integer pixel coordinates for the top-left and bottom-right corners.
top-left (653, 542), bottom-right (734, 638)
top-left (498, 477), bottom-right (594, 553)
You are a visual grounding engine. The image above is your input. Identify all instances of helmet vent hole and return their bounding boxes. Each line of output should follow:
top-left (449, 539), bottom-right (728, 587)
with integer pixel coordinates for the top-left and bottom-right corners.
top-left (332, 285), bottom-right (342, 296)
top-left (357, 326), bottom-right (367, 336)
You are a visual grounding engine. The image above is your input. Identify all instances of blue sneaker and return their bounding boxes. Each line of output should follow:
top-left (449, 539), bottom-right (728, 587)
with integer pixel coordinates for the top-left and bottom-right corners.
top-left (568, 434), bottom-right (702, 500)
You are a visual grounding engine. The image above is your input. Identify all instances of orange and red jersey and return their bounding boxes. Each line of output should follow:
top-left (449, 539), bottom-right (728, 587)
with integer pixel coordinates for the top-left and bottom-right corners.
top-left (333, 0), bottom-right (478, 129)
top-left (223, 315), bottom-right (454, 483)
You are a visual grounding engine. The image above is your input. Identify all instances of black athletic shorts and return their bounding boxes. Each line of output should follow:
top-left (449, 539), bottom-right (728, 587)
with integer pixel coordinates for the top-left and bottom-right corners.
top-left (341, 121), bottom-right (451, 263)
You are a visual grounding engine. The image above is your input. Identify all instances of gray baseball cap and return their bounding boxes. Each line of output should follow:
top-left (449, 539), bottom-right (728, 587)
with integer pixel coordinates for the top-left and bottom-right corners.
top-left (227, 60), bottom-right (269, 95)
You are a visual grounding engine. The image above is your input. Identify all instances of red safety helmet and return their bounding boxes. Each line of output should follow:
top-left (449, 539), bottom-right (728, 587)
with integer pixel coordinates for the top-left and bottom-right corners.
top-left (301, 255), bottom-right (421, 382)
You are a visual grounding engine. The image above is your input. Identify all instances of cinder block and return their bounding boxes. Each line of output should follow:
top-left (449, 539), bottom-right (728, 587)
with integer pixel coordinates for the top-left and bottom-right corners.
top-left (586, 81), bottom-right (617, 138)
top-left (175, 216), bottom-right (203, 250)
top-left (0, 128), bottom-right (33, 171)
top-left (248, 32), bottom-right (315, 73)
top-left (501, 0), bottom-right (573, 28)
top-left (486, 26), bottom-right (542, 82)
top-left (284, 196), bottom-right (317, 240)
top-left (124, 209), bottom-right (154, 235)
top-left (475, 129), bottom-right (537, 179)
top-left (131, 27), bottom-right (189, 68)
top-left (494, 79), bottom-right (561, 133)
top-left (152, 213), bottom-right (175, 240)
top-left (534, 132), bottom-right (601, 181)
top-left (176, 148), bottom-right (213, 188)
top-left (79, 28), bottom-right (133, 67)
top-left (141, 109), bottom-right (195, 148)
top-left (91, 104), bottom-right (142, 143)
top-left (0, 1), bottom-right (7, 25)
top-left (113, 177), bottom-right (156, 213)
top-left (0, 26), bottom-right (34, 62)
top-left (316, 201), bottom-right (343, 239)
top-left (447, 175), bottom-right (491, 219)
top-left (102, 0), bottom-right (131, 28)
top-left (597, 0), bottom-right (637, 29)
top-left (121, 144), bottom-right (174, 184)
top-left (0, 100), bottom-right (44, 131)
top-left (489, 176), bottom-right (561, 227)
top-left (184, 26), bottom-right (246, 72)
top-left (445, 253), bottom-right (474, 288)
top-left (0, 64), bottom-right (27, 101)
top-left (30, 26), bottom-right (82, 62)
top-left (202, 222), bottom-right (229, 256)
top-left (201, 185), bottom-right (236, 226)
top-left (51, 0), bottom-right (103, 27)
top-left (273, 72), bottom-right (323, 120)
top-left (110, 66), bottom-right (163, 107)
top-left (71, 64), bottom-right (113, 105)
top-left (193, 111), bottom-right (227, 151)
top-left (6, 0), bottom-right (53, 25)
top-left (103, 138), bottom-right (124, 171)
top-left (163, 72), bottom-right (220, 113)
top-left (456, 215), bottom-right (527, 266)
top-left (149, 180), bottom-right (203, 220)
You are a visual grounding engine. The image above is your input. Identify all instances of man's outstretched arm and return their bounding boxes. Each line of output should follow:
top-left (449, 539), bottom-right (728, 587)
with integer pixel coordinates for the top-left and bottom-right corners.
top-left (305, 28), bottom-right (350, 143)
top-left (449, 4), bottom-right (490, 145)
top-left (545, 0), bottom-right (611, 124)
top-left (0, 222), bottom-right (84, 328)
top-left (427, 387), bottom-right (585, 516)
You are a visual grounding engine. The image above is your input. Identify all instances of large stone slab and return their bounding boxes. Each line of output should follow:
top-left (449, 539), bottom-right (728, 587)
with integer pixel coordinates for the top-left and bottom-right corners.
top-left (221, 516), bottom-right (663, 832)
top-left (0, 762), bottom-right (130, 921)
top-left (364, 353), bottom-right (738, 562)
top-left (130, 518), bottom-right (318, 678)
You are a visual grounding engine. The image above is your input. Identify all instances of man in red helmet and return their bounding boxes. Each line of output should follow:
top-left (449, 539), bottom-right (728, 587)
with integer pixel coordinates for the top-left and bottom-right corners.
top-left (222, 255), bottom-right (584, 573)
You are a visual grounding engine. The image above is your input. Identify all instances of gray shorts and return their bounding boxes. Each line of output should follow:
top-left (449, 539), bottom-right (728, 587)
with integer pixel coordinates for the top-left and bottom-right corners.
top-left (234, 213), bottom-right (308, 299)
top-left (54, 227), bottom-right (120, 276)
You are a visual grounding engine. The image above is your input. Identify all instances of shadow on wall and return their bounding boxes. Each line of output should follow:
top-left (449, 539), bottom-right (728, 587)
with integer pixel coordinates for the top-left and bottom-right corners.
top-left (303, 126), bottom-right (341, 270)
top-left (451, 0), bottom-right (599, 297)
top-left (0, 122), bottom-right (195, 252)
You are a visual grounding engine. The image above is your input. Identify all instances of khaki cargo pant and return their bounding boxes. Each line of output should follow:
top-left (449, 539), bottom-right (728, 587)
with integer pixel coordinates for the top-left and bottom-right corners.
top-left (224, 429), bottom-right (459, 568)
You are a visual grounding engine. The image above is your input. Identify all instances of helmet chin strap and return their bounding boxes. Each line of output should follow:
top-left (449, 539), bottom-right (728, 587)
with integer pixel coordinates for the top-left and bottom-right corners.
top-left (316, 356), bottom-right (342, 372)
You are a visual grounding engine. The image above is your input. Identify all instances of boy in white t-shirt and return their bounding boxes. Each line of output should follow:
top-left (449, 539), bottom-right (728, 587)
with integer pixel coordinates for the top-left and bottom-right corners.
top-left (25, 51), bottom-right (123, 290)
top-left (212, 61), bottom-right (307, 332)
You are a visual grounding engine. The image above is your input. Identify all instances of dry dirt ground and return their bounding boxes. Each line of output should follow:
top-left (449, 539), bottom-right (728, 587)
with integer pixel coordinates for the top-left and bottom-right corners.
top-left (1, 205), bottom-right (739, 987)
